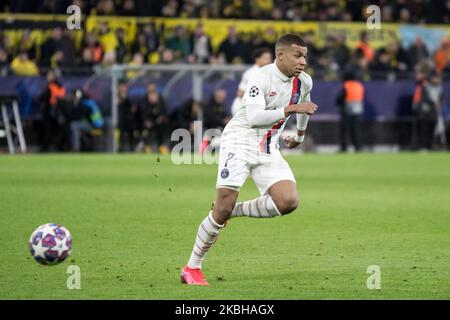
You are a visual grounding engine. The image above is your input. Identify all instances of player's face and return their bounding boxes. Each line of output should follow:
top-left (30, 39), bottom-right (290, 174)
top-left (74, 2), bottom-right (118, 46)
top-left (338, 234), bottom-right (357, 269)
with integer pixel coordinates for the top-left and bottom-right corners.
top-left (280, 44), bottom-right (308, 77)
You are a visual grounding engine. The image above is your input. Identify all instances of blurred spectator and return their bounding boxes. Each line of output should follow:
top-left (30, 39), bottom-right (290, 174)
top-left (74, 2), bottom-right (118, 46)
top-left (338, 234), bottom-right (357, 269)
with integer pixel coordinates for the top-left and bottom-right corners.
top-left (434, 37), bottom-right (450, 74)
top-left (165, 25), bottom-right (191, 62)
top-left (40, 27), bottom-right (64, 67)
top-left (17, 29), bottom-right (36, 60)
top-left (247, 33), bottom-right (273, 62)
top-left (50, 50), bottom-right (65, 74)
top-left (408, 37), bottom-right (429, 69)
top-left (115, 28), bottom-right (128, 64)
top-left (177, 98), bottom-right (202, 135)
top-left (61, 29), bottom-right (77, 68)
top-left (356, 31), bottom-right (374, 62)
top-left (102, 50), bottom-right (117, 66)
top-left (303, 31), bottom-right (321, 70)
top-left (285, 5), bottom-right (302, 21)
top-left (336, 71), bottom-right (365, 152)
top-left (95, 0), bottom-right (116, 15)
top-left (97, 22), bottom-right (118, 56)
top-left (139, 83), bottom-right (169, 154)
top-left (179, 0), bottom-right (197, 17)
top-left (119, 0), bottom-right (138, 16)
top-left (190, 24), bottom-right (212, 64)
top-left (316, 35), bottom-right (344, 80)
top-left (142, 23), bottom-right (160, 54)
top-left (386, 40), bottom-right (409, 74)
top-left (370, 48), bottom-right (395, 80)
top-left (217, 26), bottom-right (245, 63)
top-left (126, 52), bottom-right (144, 79)
top-left (162, 0), bottom-right (179, 17)
top-left (69, 89), bottom-right (104, 152)
top-left (381, 5), bottom-right (394, 22)
top-left (345, 48), bottom-right (370, 82)
top-left (330, 33), bottom-right (351, 71)
top-left (71, 0), bottom-right (89, 15)
top-left (132, 32), bottom-right (152, 62)
top-left (398, 7), bottom-right (412, 23)
top-left (201, 88), bottom-right (230, 152)
top-left (81, 33), bottom-right (103, 65)
top-left (0, 33), bottom-right (12, 52)
top-left (78, 47), bottom-right (95, 69)
top-left (271, 7), bottom-right (284, 20)
top-left (0, 47), bottom-right (11, 76)
top-left (118, 81), bottom-right (141, 152)
top-left (10, 51), bottom-right (39, 76)
top-left (160, 48), bottom-right (175, 64)
top-left (203, 88), bottom-right (230, 132)
top-left (39, 70), bottom-right (66, 152)
top-left (414, 72), bottom-right (444, 150)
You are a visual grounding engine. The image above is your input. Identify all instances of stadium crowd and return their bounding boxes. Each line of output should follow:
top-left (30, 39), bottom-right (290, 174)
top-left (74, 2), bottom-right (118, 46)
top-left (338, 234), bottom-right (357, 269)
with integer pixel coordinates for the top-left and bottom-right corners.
top-left (0, 1), bottom-right (449, 79)
top-left (3, 0), bottom-right (450, 24)
top-left (0, 0), bottom-right (449, 153)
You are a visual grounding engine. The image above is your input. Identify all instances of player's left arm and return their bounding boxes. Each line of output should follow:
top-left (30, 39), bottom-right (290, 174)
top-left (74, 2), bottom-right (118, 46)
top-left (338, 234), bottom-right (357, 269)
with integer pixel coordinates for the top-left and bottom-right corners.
top-left (284, 79), bottom-right (314, 148)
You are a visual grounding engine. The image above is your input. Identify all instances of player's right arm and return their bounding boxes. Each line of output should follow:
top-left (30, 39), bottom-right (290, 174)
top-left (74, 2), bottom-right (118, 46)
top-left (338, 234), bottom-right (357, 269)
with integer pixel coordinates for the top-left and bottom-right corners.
top-left (244, 74), bottom-right (287, 128)
top-left (283, 101), bottom-right (318, 117)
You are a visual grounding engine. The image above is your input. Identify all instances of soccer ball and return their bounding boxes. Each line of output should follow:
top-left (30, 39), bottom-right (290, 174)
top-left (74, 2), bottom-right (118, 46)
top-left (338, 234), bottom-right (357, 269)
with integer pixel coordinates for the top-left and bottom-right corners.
top-left (29, 223), bottom-right (72, 266)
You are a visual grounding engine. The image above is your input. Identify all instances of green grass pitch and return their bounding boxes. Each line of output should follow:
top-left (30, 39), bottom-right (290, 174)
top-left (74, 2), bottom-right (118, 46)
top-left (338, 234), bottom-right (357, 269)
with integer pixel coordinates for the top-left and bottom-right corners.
top-left (0, 152), bottom-right (449, 299)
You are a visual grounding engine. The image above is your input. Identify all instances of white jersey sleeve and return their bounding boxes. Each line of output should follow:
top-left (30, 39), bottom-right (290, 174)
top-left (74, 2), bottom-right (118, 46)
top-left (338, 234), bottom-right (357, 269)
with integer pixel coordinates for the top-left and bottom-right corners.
top-left (244, 71), bottom-right (285, 128)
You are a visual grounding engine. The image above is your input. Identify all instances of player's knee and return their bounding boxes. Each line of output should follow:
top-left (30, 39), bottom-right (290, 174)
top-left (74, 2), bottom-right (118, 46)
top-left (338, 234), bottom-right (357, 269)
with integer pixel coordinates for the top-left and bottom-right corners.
top-left (215, 202), bottom-right (235, 215)
top-left (277, 194), bottom-right (299, 215)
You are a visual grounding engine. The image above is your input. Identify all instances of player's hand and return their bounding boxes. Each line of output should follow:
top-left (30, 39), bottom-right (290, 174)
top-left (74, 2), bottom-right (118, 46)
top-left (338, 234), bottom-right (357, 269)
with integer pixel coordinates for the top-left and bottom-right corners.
top-left (284, 102), bottom-right (318, 117)
top-left (283, 135), bottom-right (301, 149)
top-left (297, 102), bottom-right (318, 115)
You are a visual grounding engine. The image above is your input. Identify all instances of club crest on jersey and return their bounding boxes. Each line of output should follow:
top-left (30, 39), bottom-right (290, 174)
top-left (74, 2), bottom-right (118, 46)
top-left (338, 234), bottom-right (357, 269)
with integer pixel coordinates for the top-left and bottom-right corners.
top-left (221, 168), bottom-right (230, 179)
top-left (249, 86), bottom-right (259, 97)
top-left (291, 93), bottom-right (300, 104)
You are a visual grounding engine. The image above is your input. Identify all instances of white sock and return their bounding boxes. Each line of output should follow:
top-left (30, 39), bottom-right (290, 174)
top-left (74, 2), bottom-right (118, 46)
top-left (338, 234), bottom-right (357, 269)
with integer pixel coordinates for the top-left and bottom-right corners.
top-left (231, 195), bottom-right (281, 218)
top-left (187, 212), bottom-right (224, 269)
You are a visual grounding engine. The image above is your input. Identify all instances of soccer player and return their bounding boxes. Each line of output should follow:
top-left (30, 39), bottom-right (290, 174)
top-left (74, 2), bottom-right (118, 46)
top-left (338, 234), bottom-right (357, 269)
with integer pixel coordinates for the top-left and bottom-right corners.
top-left (230, 47), bottom-right (273, 116)
top-left (181, 34), bottom-right (318, 285)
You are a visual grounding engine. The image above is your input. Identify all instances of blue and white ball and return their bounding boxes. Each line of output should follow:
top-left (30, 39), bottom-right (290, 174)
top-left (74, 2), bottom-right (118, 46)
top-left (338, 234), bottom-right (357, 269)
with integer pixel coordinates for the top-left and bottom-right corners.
top-left (29, 223), bottom-right (72, 266)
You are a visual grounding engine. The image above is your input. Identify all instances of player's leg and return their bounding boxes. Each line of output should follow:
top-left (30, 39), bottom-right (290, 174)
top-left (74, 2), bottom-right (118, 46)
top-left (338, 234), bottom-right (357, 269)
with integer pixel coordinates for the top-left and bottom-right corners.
top-left (266, 180), bottom-right (299, 215)
top-left (230, 155), bottom-right (298, 218)
top-left (181, 187), bottom-right (239, 285)
top-left (182, 147), bottom-right (247, 285)
top-left (211, 187), bottom-right (239, 224)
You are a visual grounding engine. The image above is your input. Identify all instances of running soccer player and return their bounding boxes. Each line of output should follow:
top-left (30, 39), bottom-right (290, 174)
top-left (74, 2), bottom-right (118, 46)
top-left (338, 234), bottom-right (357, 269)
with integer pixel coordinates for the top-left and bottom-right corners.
top-left (230, 47), bottom-right (273, 116)
top-left (181, 33), bottom-right (318, 285)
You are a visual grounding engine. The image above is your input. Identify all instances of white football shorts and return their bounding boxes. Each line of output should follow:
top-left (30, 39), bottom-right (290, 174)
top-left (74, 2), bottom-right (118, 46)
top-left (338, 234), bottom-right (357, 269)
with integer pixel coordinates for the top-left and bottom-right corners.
top-left (216, 145), bottom-right (296, 195)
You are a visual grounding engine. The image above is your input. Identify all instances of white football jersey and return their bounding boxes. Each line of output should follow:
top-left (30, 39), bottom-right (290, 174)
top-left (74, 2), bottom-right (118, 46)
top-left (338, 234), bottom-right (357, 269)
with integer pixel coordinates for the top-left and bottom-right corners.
top-left (222, 62), bottom-right (313, 154)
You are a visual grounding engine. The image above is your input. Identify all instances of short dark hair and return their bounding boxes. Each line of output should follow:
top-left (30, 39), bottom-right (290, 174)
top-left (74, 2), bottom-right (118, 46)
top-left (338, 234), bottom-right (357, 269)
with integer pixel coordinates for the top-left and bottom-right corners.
top-left (275, 33), bottom-right (306, 52)
top-left (252, 47), bottom-right (272, 61)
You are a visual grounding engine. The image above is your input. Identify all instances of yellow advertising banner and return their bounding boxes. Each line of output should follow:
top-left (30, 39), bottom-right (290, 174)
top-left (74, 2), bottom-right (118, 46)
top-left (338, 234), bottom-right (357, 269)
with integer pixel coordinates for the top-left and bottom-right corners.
top-left (151, 18), bottom-right (318, 49)
top-left (1, 13), bottom-right (449, 52)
